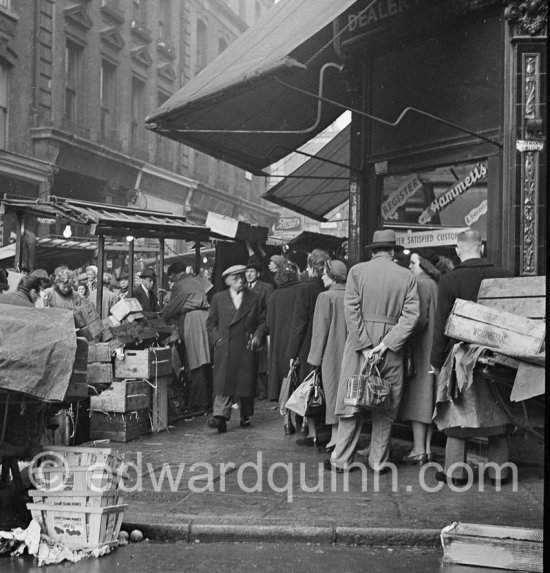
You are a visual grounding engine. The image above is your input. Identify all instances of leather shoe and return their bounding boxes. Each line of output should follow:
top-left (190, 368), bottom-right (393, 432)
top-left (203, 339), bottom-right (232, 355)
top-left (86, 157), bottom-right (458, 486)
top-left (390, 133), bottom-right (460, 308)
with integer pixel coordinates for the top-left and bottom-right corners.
top-left (435, 471), bottom-right (468, 487)
top-left (323, 459), bottom-right (363, 474)
top-left (319, 444), bottom-right (335, 454)
top-left (296, 437), bottom-right (315, 447)
top-left (284, 423), bottom-right (296, 435)
top-left (401, 452), bottom-right (428, 466)
top-left (207, 416), bottom-right (227, 433)
top-left (240, 417), bottom-right (251, 428)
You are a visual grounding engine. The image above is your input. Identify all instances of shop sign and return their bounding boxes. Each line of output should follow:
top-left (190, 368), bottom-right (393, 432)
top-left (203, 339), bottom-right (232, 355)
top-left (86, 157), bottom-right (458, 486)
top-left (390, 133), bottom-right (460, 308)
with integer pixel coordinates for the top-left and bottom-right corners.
top-left (464, 199), bottom-right (487, 226)
top-left (274, 216), bottom-right (301, 232)
top-left (418, 162), bottom-right (487, 225)
top-left (37, 217), bottom-right (56, 225)
top-left (516, 140), bottom-right (544, 152)
top-left (396, 227), bottom-right (469, 249)
top-left (381, 176), bottom-right (422, 220)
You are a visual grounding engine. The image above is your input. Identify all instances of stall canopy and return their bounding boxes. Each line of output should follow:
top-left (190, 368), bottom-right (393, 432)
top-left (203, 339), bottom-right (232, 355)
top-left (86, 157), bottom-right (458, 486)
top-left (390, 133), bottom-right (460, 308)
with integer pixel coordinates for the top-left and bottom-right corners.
top-left (262, 124), bottom-right (350, 221)
top-left (145, 0), bottom-right (356, 175)
top-left (286, 231), bottom-right (347, 254)
top-left (0, 196), bottom-right (211, 242)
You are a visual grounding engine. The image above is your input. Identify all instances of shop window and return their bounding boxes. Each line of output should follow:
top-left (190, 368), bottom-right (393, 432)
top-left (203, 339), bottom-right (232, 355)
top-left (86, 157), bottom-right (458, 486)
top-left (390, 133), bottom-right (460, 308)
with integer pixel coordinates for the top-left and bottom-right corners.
top-left (0, 62), bottom-right (7, 149)
top-left (100, 60), bottom-right (118, 141)
top-left (381, 161), bottom-right (488, 239)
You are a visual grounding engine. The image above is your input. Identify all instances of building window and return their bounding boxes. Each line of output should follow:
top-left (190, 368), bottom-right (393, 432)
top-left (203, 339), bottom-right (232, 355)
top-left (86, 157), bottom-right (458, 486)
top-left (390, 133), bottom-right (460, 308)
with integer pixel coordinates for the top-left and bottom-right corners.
top-left (0, 0), bottom-right (10, 10)
top-left (158, 0), bottom-right (171, 41)
top-left (255, 2), bottom-right (262, 21)
top-left (131, 76), bottom-right (146, 153)
top-left (218, 37), bottom-right (227, 55)
top-left (156, 92), bottom-right (173, 167)
top-left (100, 61), bottom-right (117, 141)
top-left (101, 0), bottom-right (120, 9)
top-left (238, 0), bottom-right (246, 18)
top-left (65, 41), bottom-right (84, 129)
top-left (196, 19), bottom-right (208, 73)
top-left (0, 63), bottom-right (7, 148)
top-left (132, 0), bottom-right (147, 24)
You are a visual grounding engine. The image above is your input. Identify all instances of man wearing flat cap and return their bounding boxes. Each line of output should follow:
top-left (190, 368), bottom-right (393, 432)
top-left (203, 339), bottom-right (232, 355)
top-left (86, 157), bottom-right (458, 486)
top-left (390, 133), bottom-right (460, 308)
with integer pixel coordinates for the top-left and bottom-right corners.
top-left (133, 267), bottom-right (159, 312)
top-left (245, 256), bottom-right (274, 400)
top-left (206, 265), bottom-right (267, 433)
top-left (327, 229), bottom-right (420, 475)
top-left (162, 260), bottom-right (213, 411)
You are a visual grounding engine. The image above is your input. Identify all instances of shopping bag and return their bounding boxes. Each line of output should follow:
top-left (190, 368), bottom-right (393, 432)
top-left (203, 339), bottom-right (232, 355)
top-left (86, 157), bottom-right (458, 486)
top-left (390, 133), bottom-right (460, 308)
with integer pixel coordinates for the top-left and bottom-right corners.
top-left (343, 355), bottom-right (391, 411)
top-left (285, 370), bottom-right (325, 417)
top-left (278, 361), bottom-right (299, 416)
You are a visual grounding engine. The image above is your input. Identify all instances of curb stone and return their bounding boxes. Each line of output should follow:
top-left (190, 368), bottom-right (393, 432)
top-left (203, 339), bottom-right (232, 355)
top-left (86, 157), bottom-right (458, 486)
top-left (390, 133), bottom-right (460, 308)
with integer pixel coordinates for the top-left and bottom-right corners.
top-left (122, 521), bottom-right (441, 547)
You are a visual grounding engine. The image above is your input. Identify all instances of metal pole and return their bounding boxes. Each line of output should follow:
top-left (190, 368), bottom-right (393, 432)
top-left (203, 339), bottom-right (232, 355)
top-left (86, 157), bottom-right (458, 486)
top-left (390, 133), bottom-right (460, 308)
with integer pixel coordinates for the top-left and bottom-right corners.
top-left (96, 234), bottom-right (105, 318)
top-left (128, 238), bottom-right (135, 296)
top-left (14, 211), bottom-right (23, 272)
top-left (194, 242), bottom-right (201, 276)
top-left (158, 237), bottom-right (165, 305)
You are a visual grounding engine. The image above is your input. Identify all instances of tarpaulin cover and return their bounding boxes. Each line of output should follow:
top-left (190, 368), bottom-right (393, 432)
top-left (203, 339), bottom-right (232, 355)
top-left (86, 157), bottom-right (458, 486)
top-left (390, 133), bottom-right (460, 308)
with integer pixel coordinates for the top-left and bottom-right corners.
top-left (0, 305), bottom-right (76, 402)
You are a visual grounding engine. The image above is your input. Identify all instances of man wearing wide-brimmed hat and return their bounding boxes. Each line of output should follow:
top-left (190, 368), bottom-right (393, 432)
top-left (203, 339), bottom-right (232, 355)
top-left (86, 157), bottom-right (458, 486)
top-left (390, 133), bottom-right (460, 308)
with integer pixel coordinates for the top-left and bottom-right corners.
top-left (326, 229), bottom-right (420, 475)
top-left (206, 265), bottom-right (267, 433)
top-left (133, 267), bottom-right (159, 312)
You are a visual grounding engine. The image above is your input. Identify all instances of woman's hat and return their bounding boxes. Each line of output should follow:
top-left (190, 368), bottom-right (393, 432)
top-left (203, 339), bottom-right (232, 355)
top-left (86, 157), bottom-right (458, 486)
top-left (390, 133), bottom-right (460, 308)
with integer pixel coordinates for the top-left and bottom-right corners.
top-left (326, 259), bottom-right (348, 281)
top-left (222, 264), bottom-right (247, 278)
top-left (364, 229), bottom-right (403, 251)
top-left (270, 254), bottom-right (286, 267)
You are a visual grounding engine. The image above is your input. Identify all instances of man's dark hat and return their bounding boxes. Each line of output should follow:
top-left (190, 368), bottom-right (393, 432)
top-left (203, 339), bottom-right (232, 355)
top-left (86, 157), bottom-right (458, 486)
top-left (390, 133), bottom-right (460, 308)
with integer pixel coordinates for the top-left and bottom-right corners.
top-left (245, 256), bottom-right (263, 271)
top-left (364, 229), bottom-right (404, 251)
top-left (167, 261), bottom-right (187, 276)
top-left (139, 267), bottom-right (156, 279)
top-left (118, 271), bottom-right (129, 280)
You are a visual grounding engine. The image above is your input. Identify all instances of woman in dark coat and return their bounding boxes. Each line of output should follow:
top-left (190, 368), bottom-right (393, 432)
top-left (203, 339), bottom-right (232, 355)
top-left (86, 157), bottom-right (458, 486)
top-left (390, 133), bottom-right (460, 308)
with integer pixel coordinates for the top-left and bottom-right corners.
top-left (206, 265), bottom-right (266, 432)
top-left (399, 253), bottom-right (440, 464)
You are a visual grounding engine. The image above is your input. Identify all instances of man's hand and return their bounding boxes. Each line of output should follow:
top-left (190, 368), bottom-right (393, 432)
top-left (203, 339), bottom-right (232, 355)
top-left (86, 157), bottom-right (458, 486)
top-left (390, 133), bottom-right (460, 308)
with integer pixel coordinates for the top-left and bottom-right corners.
top-left (362, 342), bottom-right (387, 362)
top-left (249, 335), bottom-right (262, 351)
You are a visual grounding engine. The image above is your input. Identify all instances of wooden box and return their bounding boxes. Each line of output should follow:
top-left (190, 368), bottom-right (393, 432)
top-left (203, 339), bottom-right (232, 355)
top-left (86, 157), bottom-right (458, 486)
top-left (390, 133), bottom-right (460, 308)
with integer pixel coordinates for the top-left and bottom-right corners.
top-left (114, 347), bottom-right (172, 379)
top-left (445, 299), bottom-right (545, 355)
top-left (65, 371), bottom-right (88, 401)
top-left (89, 409), bottom-right (150, 442)
top-left (78, 318), bottom-right (104, 341)
top-left (110, 298), bottom-right (143, 322)
top-left (88, 342), bottom-right (114, 363)
top-left (90, 380), bottom-right (152, 413)
top-left (151, 375), bottom-right (169, 433)
top-left (441, 522), bottom-right (543, 572)
top-left (477, 276), bottom-right (546, 320)
top-left (87, 362), bottom-right (113, 385)
top-left (73, 337), bottom-right (89, 371)
top-left (73, 302), bottom-right (100, 328)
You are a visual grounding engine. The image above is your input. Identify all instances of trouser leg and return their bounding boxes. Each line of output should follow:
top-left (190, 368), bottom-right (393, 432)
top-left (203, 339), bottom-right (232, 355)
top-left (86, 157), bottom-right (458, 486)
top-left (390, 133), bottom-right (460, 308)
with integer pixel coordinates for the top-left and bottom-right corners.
top-left (444, 437), bottom-right (468, 478)
top-left (189, 365), bottom-right (212, 410)
top-left (486, 434), bottom-right (510, 479)
top-left (256, 373), bottom-right (267, 399)
top-left (330, 415), bottom-right (363, 469)
top-left (368, 410), bottom-right (394, 469)
top-left (240, 396), bottom-right (254, 418)
top-left (212, 395), bottom-right (233, 420)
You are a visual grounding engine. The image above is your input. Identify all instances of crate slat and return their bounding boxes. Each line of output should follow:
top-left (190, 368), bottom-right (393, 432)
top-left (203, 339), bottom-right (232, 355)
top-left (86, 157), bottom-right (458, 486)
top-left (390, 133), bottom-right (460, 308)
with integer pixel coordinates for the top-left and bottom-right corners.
top-left (90, 380), bottom-right (151, 413)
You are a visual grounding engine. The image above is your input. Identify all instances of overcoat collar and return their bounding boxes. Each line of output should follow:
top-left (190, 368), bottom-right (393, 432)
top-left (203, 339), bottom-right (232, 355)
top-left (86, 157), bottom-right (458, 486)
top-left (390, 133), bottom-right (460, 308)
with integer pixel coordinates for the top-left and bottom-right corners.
top-left (221, 288), bottom-right (255, 325)
top-left (455, 258), bottom-right (494, 269)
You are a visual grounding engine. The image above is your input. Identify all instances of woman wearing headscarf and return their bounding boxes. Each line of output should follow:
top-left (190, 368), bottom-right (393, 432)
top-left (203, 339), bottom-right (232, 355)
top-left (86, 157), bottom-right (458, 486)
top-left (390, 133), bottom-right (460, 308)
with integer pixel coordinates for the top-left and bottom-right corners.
top-left (306, 259), bottom-right (348, 451)
top-left (399, 252), bottom-right (440, 464)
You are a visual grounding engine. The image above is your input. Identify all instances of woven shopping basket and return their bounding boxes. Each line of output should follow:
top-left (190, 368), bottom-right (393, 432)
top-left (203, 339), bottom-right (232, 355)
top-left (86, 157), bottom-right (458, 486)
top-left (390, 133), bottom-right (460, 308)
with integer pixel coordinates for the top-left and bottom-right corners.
top-left (343, 356), bottom-right (391, 410)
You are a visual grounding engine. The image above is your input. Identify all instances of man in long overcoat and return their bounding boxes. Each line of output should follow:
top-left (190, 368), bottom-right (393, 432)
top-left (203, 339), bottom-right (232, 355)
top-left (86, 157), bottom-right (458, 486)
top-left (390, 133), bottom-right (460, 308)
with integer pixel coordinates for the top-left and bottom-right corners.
top-left (328, 230), bottom-right (419, 474)
top-left (431, 228), bottom-right (513, 485)
top-left (206, 265), bottom-right (266, 433)
top-left (161, 261), bottom-right (212, 410)
top-left (133, 267), bottom-right (159, 313)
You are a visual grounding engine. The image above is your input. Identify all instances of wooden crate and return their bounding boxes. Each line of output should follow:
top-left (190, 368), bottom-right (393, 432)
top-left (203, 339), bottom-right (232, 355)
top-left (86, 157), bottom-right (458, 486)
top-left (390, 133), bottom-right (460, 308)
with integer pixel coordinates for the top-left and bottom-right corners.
top-left (87, 362), bottom-right (113, 385)
top-left (151, 376), bottom-right (169, 433)
top-left (29, 490), bottom-right (124, 508)
top-left (445, 299), bottom-right (545, 355)
top-left (110, 298), bottom-right (142, 322)
top-left (89, 409), bottom-right (150, 442)
top-left (441, 522), bottom-right (543, 572)
top-left (477, 276), bottom-right (545, 320)
top-left (73, 302), bottom-right (100, 328)
top-left (90, 380), bottom-right (152, 413)
top-left (65, 371), bottom-right (88, 401)
top-left (78, 318), bottom-right (104, 341)
top-left (114, 347), bottom-right (172, 379)
top-left (29, 464), bottom-right (123, 493)
top-left (27, 502), bottom-right (126, 550)
top-left (87, 342), bottom-right (115, 364)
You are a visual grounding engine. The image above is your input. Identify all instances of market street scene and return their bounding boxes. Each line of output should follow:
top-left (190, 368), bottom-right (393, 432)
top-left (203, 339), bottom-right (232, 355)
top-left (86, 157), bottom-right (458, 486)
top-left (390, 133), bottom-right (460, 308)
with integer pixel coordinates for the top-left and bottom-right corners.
top-left (0, 0), bottom-right (546, 571)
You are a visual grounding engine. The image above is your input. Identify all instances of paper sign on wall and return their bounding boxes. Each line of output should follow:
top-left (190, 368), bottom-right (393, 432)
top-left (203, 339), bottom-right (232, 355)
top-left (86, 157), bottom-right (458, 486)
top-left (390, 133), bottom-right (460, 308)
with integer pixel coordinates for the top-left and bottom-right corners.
top-left (396, 228), bottom-right (469, 249)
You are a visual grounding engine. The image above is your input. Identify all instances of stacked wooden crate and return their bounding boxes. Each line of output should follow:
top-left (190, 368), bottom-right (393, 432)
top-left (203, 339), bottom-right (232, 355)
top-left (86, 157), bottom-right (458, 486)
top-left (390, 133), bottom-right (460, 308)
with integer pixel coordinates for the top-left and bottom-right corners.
top-left (74, 302), bottom-right (104, 341)
top-left (89, 347), bottom-right (172, 442)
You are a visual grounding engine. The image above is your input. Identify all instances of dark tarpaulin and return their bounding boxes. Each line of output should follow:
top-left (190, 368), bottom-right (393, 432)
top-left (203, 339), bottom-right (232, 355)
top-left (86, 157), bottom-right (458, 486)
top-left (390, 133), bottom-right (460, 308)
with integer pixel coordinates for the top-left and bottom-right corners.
top-left (0, 305), bottom-right (76, 402)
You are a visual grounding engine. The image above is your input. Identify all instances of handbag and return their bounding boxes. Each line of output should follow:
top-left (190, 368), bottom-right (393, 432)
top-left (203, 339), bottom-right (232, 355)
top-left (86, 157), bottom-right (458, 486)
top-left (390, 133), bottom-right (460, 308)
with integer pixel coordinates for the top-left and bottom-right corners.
top-left (403, 345), bottom-right (416, 380)
top-left (343, 355), bottom-right (391, 411)
top-left (285, 369), bottom-right (325, 418)
top-left (278, 361), bottom-right (299, 416)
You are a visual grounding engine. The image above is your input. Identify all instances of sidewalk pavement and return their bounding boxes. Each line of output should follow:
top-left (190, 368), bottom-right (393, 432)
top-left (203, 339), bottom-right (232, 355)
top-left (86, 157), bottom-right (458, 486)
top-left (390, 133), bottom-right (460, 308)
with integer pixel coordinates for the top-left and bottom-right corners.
top-left (117, 401), bottom-right (544, 545)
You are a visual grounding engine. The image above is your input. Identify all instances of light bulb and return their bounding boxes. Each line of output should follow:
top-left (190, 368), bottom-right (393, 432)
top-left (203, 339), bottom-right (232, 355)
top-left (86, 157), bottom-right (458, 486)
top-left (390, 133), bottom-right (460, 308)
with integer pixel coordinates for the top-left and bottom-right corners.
top-left (63, 224), bottom-right (72, 238)
top-left (202, 257), bottom-right (208, 264)
top-left (403, 249), bottom-right (411, 255)
top-left (126, 235), bottom-right (134, 242)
